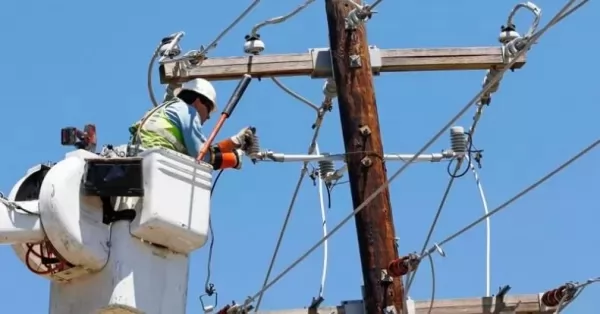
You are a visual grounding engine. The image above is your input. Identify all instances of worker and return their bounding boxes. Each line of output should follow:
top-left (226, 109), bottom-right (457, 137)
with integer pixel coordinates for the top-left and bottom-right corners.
top-left (129, 78), bottom-right (254, 170)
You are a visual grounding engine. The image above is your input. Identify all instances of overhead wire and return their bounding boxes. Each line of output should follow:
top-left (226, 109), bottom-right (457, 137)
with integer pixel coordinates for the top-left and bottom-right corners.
top-left (406, 78), bottom-right (492, 296)
top-left (253, 101), bottom-right (330, 312)
top-left (271, 78), bottom-right (319, 112)
top-left (421, 138), bottom-right (599, 261)
top-left (469, 160), bottom-right (491, 297)
top-left (250, 0), bottom-right (316, 37)
top-left (404, 0), bottom-right (587, 300)
top-left (146, 52), bottom-right (160, 108)
top-left (425, 255), bottom-right (436, 314)
top-left (239, 1), bottom-right (586, 306)
top-left (314, 143), bottom-right (329, 299)
top-left (200, 0), bottom-right (262, 57)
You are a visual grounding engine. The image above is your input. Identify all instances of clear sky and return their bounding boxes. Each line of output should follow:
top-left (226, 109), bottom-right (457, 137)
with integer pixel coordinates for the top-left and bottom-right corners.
top-left (0, 0), bottom-right (598, 313)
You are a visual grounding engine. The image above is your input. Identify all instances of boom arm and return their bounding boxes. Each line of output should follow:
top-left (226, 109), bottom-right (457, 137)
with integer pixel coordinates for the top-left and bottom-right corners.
top-left (0, 200), bottom-right (44, 245)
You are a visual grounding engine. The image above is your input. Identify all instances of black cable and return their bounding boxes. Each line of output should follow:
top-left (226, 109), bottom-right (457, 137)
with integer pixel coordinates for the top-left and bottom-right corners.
top-left (447, 132), bottom-right (481, 178)
top-left (211, 169), bottom-right (225, 195)
top-left (203, 169), bottom-right (224, 298)
top-left (325, 184), bottom-right (332, 209)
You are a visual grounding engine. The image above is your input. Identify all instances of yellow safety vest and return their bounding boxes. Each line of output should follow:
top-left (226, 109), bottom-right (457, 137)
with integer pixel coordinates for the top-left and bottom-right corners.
top-left (129, 99), bottom-right (187, 154)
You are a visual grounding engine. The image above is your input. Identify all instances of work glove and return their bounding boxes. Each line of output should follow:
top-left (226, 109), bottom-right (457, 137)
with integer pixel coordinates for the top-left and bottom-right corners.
top-left (233, 149), bottom-right (244, 170)
top-left (230, 126), bottom-right (255, 151)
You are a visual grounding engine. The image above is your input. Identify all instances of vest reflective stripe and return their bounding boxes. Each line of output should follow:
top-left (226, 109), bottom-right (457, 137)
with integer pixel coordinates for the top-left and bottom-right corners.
top-left (129, 100), bottom-right (188, 154)
top-left (143, 123), bottom-right (186, 152)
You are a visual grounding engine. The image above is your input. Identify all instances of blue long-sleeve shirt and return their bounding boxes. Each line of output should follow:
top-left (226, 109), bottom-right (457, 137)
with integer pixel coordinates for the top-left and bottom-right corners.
top-left (163, 100), bottom-right (210, 162)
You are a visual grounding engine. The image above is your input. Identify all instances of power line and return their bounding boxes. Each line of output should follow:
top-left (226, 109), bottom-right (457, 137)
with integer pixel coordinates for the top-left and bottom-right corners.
top-left (421, 138), bottom-right (600, 260)
top-left (405, 0), bottom-right (588, 299)
top-left (253, 101), bottom-right (330, 312)
top-left (237, 1), bottom-right (587, 306)
top-left (250, 0), bottom-right (316, 37)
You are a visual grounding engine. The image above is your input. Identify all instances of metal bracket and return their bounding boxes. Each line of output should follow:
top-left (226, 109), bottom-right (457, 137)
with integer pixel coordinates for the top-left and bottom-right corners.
top-left (359, 125), bottom-right (371, 136)
top-left (350, 54), bottom-right (362, 68)
top-left (309, 46), bottom-right (382, 78)
top-left (380, 269), bottom-right (393, 284)
top-left (361, 157), bottom-right (372, 167)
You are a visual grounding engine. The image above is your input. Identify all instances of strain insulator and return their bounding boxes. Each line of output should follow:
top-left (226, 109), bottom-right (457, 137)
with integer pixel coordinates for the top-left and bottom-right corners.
top-left (541, 283), bottom-right (577, 307)
top-left (387, 254), bottom-right (420, 277)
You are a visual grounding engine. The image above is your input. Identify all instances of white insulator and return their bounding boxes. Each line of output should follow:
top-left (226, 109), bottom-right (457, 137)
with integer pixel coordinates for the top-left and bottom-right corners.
top-left (499, 29), bottom-right (520, 44)
top-left (322, 78), bottom-right (337, 98)
top-left (450, 126), bottom-right (467, 154)
top-left (243, 36), bottom-right (265, 55)
top-left (318, 160), bottom-right (335, 179)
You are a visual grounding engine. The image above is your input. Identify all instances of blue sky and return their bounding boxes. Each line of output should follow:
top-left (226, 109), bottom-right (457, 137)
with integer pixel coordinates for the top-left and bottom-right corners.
top-left (0, 0), bottom-right (598, 313)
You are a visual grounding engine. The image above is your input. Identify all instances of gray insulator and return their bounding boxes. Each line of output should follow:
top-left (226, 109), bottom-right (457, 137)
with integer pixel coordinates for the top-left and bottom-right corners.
top-left (318, 160), bottom-right (335, 179)
top-left (248, 134), bottom-right (261, 156)
top-left (450, 126), bottom-right (467, 154)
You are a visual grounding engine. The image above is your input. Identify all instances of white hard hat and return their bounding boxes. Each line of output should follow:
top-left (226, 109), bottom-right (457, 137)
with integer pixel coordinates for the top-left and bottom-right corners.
top-left (179, 78), bottom-right (217, 113)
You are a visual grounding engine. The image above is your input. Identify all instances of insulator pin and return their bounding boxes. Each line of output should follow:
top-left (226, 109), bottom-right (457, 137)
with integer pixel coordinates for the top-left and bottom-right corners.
top-left (387, 254), bottom-right (420, 277)
top-left (541, 283), bottom-right (577, 307)
top-left (450, 126), bottom-right (467, 154)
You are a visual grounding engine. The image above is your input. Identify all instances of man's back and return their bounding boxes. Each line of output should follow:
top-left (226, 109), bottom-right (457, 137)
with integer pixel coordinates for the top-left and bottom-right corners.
top-left (162, 99), bottom-right (206, 158)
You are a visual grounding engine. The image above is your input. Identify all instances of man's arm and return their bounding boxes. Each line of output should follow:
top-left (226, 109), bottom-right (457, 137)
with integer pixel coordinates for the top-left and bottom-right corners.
top-left (165, 102), bottom-right (241, 169)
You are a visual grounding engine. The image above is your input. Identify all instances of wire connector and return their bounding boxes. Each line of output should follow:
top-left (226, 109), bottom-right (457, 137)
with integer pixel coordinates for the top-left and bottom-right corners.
top-left (500, 2), bottom-right (542, 61)
top-left (344, 0), bottom-right (376, 29)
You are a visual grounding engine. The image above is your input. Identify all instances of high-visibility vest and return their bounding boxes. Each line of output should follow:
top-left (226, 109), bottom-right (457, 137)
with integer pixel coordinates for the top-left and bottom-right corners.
top-left (129, 99), bottom-right (188, 154)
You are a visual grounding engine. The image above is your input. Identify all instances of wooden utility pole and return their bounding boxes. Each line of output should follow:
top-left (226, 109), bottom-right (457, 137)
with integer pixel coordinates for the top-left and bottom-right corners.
top-left (324, 0), bottom-right (402, 313)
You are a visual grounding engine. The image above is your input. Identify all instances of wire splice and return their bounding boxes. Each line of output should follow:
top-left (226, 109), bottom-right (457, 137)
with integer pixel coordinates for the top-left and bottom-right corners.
top-left (541, 283), bottom-right (577, 307)
top-left (387, 254), bottom-right (420, 277)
